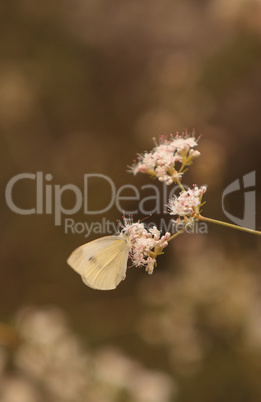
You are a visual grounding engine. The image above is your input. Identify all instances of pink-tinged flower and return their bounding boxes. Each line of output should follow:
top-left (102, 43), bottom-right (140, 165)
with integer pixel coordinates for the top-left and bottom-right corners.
top-left (129, 130), bottom-right (200, 185)
top-left (166, 185), bottom-right (207, 222)
top-left (119, 217), bottom-right (170, 274)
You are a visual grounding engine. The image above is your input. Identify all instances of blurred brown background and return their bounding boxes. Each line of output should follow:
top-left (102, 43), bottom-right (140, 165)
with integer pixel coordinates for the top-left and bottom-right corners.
top-left (0, 1), bottom-right (261, 401)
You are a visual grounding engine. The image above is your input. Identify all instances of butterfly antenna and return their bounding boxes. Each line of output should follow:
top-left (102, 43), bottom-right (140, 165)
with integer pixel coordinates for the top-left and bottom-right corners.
top-left (139, 214), bottom-right (152, 223)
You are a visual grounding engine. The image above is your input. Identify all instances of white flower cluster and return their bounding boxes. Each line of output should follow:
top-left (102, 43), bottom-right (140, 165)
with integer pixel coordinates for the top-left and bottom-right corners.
top-left (167, 186), bottom-right (207, 221)
top-left (0, 307), bottom-right (174, 402)
top-left (120, 218), bottom-right (170, 274)
top-left (130, 132), bottom-right (200, 185)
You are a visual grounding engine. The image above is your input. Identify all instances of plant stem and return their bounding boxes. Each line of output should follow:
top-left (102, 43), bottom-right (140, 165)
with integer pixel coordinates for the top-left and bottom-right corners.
top-left (167, 227), bottom-right (186, 242)
top-left (175, 177), bottom-right (185, 192)
top-left (198, 215), bottom-right (261, 236)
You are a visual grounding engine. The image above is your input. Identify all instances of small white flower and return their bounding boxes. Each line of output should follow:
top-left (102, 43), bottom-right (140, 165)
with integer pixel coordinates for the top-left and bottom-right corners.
top-left (119, 218), bottom-right (170, 274)
top-left (129, 131), bottom-right (200, 185)
top-left (167, 186), bottom-right (207, 220)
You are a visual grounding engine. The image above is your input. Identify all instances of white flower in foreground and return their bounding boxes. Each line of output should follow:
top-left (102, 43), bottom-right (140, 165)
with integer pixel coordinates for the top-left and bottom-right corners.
top-left (167, 186), bottom-right (207, 222)
top-left (129, 131), bottom-right (200, 185)
top-left (119, 217), bottom-right (170, 274)
top-left (0, 307), bottom-right (175, 402)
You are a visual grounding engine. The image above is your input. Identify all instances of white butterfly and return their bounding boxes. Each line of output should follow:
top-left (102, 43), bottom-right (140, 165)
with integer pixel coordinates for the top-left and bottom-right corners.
top-left (67, 235), bottom-right (131, 290)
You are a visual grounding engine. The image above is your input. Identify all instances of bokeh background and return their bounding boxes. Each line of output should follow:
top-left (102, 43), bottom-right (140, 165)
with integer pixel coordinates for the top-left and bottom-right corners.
top-left (1, 1), bottom-right (261, 401)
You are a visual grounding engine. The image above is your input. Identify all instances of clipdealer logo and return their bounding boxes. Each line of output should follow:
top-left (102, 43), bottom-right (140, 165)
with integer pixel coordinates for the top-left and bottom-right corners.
top-left (5, 172), bottom-right (181, 227)
top-left (222, 171), bottom-right (256, 230)
top-left (5, 171), bottom-right (257, 236)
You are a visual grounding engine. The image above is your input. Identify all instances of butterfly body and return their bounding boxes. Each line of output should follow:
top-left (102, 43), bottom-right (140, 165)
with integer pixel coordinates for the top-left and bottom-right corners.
top-left (67, 235), bottom-right (131, 290)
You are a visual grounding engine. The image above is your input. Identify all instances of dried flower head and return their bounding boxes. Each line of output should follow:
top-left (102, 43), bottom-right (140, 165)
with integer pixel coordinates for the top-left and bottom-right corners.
top-left (129, 130), bottom-right (200, 185)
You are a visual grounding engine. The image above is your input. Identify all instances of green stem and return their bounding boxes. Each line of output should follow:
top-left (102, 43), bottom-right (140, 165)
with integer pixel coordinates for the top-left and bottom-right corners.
top-left (178, 162), bottom-right (186, 174)
top-left (198, 215), bottom-right (261, 236)
top-left (167, 227), bottom-right (186, 242)
top-left (175, 177), bottom-right (185, 192)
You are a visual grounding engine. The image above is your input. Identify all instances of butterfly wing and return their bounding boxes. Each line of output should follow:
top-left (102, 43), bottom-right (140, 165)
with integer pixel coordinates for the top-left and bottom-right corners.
top-left (67, 236), bottom-right (130, 290)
